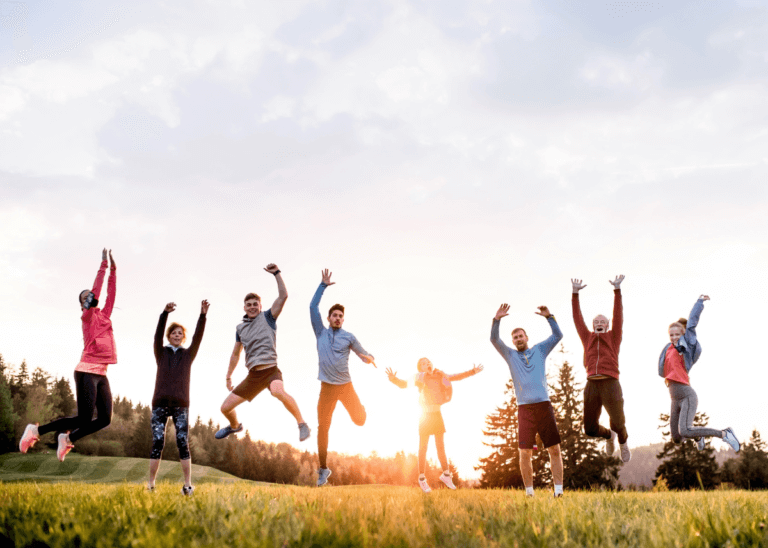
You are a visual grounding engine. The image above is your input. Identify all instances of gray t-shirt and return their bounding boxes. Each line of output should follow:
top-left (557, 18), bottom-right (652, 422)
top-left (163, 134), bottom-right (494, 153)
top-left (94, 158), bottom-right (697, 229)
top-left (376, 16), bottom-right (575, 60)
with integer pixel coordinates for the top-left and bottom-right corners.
top-left (236, 310), bottom-right (277, 370)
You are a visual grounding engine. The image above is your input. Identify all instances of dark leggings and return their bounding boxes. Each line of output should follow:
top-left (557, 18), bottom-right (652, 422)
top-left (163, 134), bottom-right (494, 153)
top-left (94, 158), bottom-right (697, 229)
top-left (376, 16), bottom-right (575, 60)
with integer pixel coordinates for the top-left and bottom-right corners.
top-left (317, 382), bottom-right (366, 468)
top-left (38, 371), bottom-right (112, 442)
top-left (583, 378), bottom-right (628, 444)
top-left (419, 433), bottom-right (448, 474)
top-left (150, 406), bottom-right (190, 460)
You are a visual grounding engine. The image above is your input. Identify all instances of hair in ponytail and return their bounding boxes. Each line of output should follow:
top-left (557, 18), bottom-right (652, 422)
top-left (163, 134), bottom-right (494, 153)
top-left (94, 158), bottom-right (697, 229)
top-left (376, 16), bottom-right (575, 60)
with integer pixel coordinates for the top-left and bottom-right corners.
top-left (669, 318), bottom-right (687, 332)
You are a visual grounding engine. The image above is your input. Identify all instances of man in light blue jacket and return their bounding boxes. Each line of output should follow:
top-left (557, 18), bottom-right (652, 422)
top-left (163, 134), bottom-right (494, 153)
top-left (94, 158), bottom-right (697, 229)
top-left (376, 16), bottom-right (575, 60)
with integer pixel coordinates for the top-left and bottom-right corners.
top-left (311, 269), bottom-right (376, 486)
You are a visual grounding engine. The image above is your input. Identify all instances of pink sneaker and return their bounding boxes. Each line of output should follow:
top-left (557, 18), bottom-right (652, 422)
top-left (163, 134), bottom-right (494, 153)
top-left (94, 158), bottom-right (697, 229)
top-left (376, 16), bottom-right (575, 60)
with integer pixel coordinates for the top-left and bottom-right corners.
top-left (439, 472), bottom-right (457, 490)
top-left (19, 423), bottom-right (40, 453)
top-left (57, 433), bottom-right (74, 462)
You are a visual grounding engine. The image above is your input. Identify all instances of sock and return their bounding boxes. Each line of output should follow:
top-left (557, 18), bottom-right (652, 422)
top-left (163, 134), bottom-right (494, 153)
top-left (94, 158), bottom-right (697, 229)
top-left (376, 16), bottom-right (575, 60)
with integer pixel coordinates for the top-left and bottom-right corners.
top-left (554, 484), bottom-right (563, 495)
top-left (525, 486), bottom-right (534, 496)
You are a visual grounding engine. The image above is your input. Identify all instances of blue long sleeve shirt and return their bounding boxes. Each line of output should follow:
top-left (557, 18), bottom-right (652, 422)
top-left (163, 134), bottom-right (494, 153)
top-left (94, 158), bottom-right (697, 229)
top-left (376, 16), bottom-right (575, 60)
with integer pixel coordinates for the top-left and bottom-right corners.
top-left (490, 316), bottom-right (563, 405)
top-left (310, 283), bottom-right (371, 384)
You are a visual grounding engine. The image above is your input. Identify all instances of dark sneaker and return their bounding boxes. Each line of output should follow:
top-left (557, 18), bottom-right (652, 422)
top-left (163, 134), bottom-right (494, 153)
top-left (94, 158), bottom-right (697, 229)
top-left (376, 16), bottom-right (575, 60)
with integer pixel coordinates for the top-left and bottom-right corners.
top-left (181, 485), bottom-right (194, 496)
top-left (317, 467), bottom-right (332, 486)
top-left (215, 424), bottom-right (243, 439)
top-left (299, 423), bottom-right (311, 442)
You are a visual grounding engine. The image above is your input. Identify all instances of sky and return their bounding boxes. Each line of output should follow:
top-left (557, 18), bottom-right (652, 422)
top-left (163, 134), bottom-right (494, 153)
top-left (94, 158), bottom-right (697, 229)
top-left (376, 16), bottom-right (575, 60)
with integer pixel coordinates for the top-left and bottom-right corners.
top-left (1, 0), bottom-right (767, 480)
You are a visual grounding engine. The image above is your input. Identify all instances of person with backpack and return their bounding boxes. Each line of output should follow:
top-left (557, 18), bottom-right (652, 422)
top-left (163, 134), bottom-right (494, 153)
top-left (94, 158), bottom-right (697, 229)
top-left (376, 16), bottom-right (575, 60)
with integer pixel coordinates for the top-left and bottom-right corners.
top-left (19, 249), bottom-right (117, 461)
top-left (386, 358), bottom-right (483, 493)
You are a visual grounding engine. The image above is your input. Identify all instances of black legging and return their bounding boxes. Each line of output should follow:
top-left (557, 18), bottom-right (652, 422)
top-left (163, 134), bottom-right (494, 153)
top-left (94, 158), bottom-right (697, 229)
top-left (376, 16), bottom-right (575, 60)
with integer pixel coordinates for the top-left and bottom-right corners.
top-left (38, 371), bottom-right (112, 442)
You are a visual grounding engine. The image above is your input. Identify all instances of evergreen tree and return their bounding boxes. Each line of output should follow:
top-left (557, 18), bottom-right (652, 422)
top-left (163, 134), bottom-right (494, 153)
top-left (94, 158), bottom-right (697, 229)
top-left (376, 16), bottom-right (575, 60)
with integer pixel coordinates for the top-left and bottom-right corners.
top-left (653, 412), bottom-right (720, 490)
top-left (128, 404), bottom-right (152, 458)
top-left (730, 430), bottom-right (768, 490)
top-left (477, 379), bottom-right (524, 488)
top-left (49, 377), bottom-right (76, 418)
top-left (30, 368), bottom-right (50, 389)
top-left (0, 368), bottom-right (17, 453)
top-left (10, 359), bottom-right (29, 399)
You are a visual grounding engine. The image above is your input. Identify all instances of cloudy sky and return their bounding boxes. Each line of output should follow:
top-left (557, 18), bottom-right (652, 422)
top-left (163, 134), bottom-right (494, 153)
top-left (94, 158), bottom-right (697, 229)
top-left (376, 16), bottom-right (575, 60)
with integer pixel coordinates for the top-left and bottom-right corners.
top-left (1, 0), bottom-right (767, 479)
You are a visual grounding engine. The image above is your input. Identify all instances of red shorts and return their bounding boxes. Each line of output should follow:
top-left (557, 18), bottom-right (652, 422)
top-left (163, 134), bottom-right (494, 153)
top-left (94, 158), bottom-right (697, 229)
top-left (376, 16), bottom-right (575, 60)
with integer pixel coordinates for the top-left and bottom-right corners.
top-left (518, 401), bottom-right (561, 449)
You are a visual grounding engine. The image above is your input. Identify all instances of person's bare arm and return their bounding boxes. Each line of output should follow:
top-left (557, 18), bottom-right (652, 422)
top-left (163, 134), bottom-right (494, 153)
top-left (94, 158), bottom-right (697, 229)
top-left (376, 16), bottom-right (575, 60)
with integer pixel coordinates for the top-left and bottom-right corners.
top-left (385, 367), bottom-right (408, 389)
top-left (226, 342), bottom-right (243, 392)
top-left (265, 263), bottom-right (288, 318)
top-left (448, 364), bottom-right (484, 382)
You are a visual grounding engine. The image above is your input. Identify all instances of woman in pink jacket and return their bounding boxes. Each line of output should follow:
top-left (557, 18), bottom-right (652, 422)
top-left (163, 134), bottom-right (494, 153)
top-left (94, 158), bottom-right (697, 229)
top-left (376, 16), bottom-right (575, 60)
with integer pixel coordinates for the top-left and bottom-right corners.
top-left (19, 249), bottom-right (118, 461)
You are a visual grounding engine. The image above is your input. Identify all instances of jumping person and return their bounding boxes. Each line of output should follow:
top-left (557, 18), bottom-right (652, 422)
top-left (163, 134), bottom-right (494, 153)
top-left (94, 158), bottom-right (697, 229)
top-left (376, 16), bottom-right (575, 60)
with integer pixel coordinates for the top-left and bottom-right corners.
top-left (19, 249), bottom-right (117, 461)
top-left (311, 269), bottom-right (376, 487)
top-left (491, 303), bottom-right (564, 497)
top-left (571, 275), bottom-right (631, 462)
top-left (386, 358), bottom-right (482, 493)
top-left (659, 295), bottom-right (740, 452)
top-left (147, 300), bottom-right (209, 495)
top-left (215, 264), bottom-right (310, 442)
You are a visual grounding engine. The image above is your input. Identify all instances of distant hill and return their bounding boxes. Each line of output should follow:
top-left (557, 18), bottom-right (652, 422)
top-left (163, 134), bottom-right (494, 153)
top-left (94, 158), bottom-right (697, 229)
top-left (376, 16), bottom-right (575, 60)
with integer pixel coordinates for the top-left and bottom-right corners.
top-left (618, 443), bottom-right (737, 489)
top-left (0, 453), bottom-right (264, 485)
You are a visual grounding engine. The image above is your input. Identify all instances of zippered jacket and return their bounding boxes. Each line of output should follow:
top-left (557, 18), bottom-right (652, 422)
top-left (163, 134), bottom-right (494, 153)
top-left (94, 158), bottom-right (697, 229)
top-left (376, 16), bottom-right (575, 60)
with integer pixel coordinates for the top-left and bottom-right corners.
top-left (80, 260), bottom-right (117, 364)
top-left (657, 298), bottom-right (704, 378)
top-left (152, 310), bottom-right (206, 407)
top-left (572, 289), bottom-right (622, 379)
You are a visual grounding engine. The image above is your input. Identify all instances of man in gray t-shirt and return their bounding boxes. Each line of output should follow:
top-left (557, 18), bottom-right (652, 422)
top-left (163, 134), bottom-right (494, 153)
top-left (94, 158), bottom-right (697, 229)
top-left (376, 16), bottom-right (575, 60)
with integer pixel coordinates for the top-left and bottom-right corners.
top-left (215, 263), bottom-right (311, 442)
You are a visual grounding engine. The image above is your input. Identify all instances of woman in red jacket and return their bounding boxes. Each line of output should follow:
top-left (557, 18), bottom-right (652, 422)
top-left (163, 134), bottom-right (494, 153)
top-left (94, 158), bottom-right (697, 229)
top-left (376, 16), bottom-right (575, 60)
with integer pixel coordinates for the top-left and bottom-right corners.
top-left (19, 249), bottom-right (118, 461)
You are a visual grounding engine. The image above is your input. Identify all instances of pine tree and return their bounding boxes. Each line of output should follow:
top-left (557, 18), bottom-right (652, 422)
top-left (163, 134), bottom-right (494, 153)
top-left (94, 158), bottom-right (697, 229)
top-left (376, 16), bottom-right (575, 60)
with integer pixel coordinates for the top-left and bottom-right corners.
top-left (653, 412), bottom-right (720, 489)
top-left (10, 359), bottom-right (29, 399)
top-left (49, 377), bottom-right (76, 418)
top-left (732, 430), bottom-right (768, 490)
top-left (0, 368), bottom-right (17, 453)
top-left (128, 404), bottom-right (153, 458)
top-left (477, 379), bottom-right (524, 488)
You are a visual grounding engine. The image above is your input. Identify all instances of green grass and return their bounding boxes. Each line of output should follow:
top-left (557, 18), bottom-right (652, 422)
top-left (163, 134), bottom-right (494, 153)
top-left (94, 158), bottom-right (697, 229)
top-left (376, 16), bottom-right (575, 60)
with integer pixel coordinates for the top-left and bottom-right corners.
top-left (2, 478), bottom-right (768, 547)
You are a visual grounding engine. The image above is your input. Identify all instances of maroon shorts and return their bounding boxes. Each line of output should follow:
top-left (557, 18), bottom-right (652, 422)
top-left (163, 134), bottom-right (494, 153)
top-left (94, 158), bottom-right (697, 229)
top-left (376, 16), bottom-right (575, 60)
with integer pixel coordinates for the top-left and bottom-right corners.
top-left (518, 401), bottom-right (561, 449)
top-left (233, 366), bottom-right (283, 402)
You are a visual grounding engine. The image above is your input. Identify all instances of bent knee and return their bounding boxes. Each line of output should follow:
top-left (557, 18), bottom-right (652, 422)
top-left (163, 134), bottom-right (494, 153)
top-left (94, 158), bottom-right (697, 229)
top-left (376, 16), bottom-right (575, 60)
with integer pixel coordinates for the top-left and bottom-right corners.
top-left (352, 410), bottom-right (367, 427)
top-left (584, 424), bottom-right (601, 438)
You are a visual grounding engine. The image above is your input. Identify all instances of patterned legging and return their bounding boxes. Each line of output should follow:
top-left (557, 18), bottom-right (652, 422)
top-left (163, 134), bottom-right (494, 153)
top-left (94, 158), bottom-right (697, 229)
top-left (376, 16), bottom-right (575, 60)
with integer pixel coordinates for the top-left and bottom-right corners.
top-left (150, 406), bottom-right (190, 460)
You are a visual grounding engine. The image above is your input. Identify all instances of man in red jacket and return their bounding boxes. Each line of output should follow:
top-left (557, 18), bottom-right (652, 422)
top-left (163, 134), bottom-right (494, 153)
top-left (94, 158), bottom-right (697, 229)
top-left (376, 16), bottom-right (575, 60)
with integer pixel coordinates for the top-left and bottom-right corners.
top-left (571, 275), bottom-right (631, 462)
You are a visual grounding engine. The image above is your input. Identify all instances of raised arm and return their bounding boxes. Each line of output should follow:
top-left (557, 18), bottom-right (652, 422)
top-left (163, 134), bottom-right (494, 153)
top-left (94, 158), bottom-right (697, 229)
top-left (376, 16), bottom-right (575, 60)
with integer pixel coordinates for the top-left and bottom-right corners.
top-left (684, 295), bottom-right (708, 347)
top-left (310, 272), bottom-right (331, 337)
top-left (385, 367), bottom-right (408, 389)
top-left (610, 275), bottom-right (624, 346)
top-left (571, 278), bottom-right (589, 342)
top-left (103, 250), bottom-right (117, 318)
top-left (265, 263), bottom-right (288, 318)
top-left (448, 364), bottom-right (483, 382)
top-left (91, 248), bottom-right (108, 299)
top-left (225, 342), bottom-right (243, 392)
top-left (188, 300), bottom-right (209, 361)
top-left (154, 303), bottom-right (173, 363)
top-left (491, 304), bottom-right (511, 357)
top-left (535, 306), bottom-right (563, 356)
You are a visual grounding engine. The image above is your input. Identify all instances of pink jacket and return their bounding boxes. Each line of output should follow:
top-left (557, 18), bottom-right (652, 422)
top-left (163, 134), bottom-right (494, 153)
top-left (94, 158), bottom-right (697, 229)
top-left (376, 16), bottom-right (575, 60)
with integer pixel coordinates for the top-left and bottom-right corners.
top-left (80, 260), bottom-right (117, 364)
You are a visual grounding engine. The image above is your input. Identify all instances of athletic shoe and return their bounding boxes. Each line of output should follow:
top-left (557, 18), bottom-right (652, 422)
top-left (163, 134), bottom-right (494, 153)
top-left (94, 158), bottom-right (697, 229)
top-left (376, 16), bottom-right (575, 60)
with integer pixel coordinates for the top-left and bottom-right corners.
top-left (19, 423), bottom-right (39, 453)
top-left (723, 427), bottom-right (740, 453)
top-left (214, 423), bottom-right (243, 439)
top-left (317, 467), bottom-right (332, 487)
top-left (299, 423), bottom-right (311, 442)
top-left (620, 442), bottom-right (632, 463)
top-left (146, 484), bottom-right (155, 492)
top-left (553, 492), bottom-right (564, 498)
top-left (695, 437), bottom-right (705, 451)
top-left (439, 473), bottom-right (457, 490)
top-left (181, 485), bottom-right (194, 496)
top-left (605, 430), bottom-right (617, 456)
top-left (418, 477), bottom-right (431, 493)
top-left (56, 433), bottom-right (74, 462)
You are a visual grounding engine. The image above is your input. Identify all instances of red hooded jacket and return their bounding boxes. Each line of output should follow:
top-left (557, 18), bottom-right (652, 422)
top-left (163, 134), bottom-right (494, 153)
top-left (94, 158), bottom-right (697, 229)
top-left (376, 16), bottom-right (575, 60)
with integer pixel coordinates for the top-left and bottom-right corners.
top-left (572, 289), bottom-right (622, 379)
top-left (80, 260), bottom-right (117, 364)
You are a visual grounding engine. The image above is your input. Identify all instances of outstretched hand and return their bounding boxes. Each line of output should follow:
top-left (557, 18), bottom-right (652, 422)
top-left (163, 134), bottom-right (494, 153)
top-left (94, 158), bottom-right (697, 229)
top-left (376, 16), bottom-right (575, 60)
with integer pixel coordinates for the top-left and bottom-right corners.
top-left (108, 249), bottom-right (115, 269)
top-left (571, 278), bottom-right (586, 293)
top-left (321, 269), bottom-right (335, 286)
top-left (535, 305), bottom-right (552, 318)
top-left (385, 367), bottom-right (397, 380)
top-left (102, 248), bottom-right (107, 261)
top-left (494, 304), bottom-right (510, 321)
top-left (201, 299), bottom-right (210, 314)
top-left (699, 294), bottom-right (710, 301)
top-left (164, 302), bottom-right (176, 313)
top-left (471, 363), bottom-right (484, 375)
top-left (610, 274), bottom-right (624, 289)
top-left (264, 263), bottom-right (280, 275)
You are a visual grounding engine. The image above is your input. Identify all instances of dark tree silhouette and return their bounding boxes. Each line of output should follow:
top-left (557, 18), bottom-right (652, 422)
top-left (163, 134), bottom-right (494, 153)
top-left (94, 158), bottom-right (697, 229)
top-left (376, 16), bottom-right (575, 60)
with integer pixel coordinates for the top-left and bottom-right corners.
top-left (653, 412), bottom-right (719, 490)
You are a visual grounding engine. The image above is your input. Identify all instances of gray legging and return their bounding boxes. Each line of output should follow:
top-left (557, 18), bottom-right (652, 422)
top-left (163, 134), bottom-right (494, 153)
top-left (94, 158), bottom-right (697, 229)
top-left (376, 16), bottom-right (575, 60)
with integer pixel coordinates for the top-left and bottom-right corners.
top-left (668, 382), bottom-right (722, 443)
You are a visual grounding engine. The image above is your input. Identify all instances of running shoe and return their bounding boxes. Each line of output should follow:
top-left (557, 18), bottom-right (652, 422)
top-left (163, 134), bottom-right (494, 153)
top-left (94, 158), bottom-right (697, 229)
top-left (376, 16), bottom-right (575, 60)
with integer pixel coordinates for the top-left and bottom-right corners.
top-left (146, 484), bottom-right (155, 492)
top-left (418, 477), bottom-right (431, 493)
top-left (19, 423), bottom-right (39, 453)
top-left (56, 433), bottom-right (74, 462)
top-left (723, 427), bottom-right (740, 453)
top-left (605, 430), bottom-right (617, 456)
top-left (214, 423), bottom-right (243, 439)
top-left (317, 467), bottom-right (332, 487)
top-left (695, 437), bottom-right (705, 451)
top-left (299, 423), bottom-right (311, 442)
top-left (181, 485), bottom-right (194, 496)
top-left (439, 472), bottom-right (456, 490)
top-left (620, 442), bottom-right (632, 463)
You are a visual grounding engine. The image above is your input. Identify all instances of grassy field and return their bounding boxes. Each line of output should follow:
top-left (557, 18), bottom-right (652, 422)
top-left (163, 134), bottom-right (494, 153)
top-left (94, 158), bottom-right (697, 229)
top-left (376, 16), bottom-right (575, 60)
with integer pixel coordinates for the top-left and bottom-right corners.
top-left (2, 456), bottom-right (768, 547)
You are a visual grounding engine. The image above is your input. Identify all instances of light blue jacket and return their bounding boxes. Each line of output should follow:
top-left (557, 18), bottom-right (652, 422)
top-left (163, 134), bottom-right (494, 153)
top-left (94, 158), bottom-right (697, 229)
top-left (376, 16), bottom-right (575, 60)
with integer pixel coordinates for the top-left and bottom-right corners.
top-left (490, 316), bottom-right (563, 405)
top-left (310, 283), bottom-right (371, 385)
top-left (657, 299), bottom-right (704, 377)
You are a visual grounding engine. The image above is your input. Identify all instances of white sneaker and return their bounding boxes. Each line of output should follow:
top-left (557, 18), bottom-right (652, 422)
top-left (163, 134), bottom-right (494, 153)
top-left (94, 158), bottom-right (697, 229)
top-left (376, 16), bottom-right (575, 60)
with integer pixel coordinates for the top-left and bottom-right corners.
top-left (620, 442), bottom-right (631, 463)
top-left (181, 485), bottom-right (194, 496)
top-left (418, 477), bottom-right (431, 493)
top-left (723, 428), bottom-right (740, 453)
top-left (439, 473), bottom-right (456, 490)
top-left (19, 423), bottom-right (40, 453)
top-left (605, 430), bottom-right (617, 456)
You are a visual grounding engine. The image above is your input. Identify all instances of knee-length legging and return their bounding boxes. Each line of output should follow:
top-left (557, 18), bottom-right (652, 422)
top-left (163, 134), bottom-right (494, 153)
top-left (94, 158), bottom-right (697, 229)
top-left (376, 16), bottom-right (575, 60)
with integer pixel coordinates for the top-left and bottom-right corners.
top-left (150, 406), bottom-right (190, 460)
top-left (38, 371), bottom-right (112, 442)
top-left (668, 382), bottom-right (722, 443)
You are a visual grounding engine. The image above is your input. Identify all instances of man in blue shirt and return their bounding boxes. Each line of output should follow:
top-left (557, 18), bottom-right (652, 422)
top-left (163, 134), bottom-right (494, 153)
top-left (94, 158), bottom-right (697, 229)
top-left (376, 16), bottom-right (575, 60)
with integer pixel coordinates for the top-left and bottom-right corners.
top-left (491, 303), bottom-right (564, 497)
top-left (311, 269), bottom-right (376, 486)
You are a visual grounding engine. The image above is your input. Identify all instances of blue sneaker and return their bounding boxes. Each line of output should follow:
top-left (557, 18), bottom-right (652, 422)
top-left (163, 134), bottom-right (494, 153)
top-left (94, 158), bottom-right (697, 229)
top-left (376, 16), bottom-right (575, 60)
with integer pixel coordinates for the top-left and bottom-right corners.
top-left (317, 467), bottom-right (332, 486)
top-left (695, 437), bottom-right (705, 451)
top-left (723, 427), bottom-right (740, 453)
top-left (299, 423), bottom-right (311, 442)
top-left (215, 423), bottom-right (243, 439)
